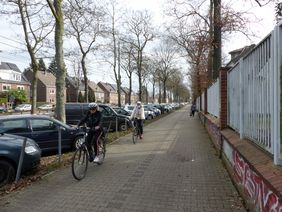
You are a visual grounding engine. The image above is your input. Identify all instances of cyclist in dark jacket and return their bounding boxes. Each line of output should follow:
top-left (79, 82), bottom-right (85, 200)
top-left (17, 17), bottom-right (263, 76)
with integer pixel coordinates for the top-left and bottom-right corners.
top-left (77, 102), bottom-right (103, 162)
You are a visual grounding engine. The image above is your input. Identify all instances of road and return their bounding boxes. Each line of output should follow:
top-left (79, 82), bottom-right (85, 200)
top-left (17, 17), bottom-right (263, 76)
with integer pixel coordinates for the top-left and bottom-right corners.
top-left (0, 106), bottom-right (246, 212)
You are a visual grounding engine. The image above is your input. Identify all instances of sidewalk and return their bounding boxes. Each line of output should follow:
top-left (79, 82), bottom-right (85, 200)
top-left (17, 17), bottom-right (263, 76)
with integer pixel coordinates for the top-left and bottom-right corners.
top-left (0, 106), bottom-right (246, 212)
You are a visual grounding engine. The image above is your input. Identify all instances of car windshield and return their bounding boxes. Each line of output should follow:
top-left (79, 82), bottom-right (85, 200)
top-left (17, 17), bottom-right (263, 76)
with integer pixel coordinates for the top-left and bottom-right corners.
top-left (128, 106), bottom-right (134, 110)
top-left (53, 118), bottom-right (70, 128)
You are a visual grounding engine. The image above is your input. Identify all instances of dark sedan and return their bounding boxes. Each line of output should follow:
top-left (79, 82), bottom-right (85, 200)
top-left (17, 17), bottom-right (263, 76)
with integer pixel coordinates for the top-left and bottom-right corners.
top-left (0, 115), bottom-right (84, 154)
top-left (0, 133), bottom-right (41, 187)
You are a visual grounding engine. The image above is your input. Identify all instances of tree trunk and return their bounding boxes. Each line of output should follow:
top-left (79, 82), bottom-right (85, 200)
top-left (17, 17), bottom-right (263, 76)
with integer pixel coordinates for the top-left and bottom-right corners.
top-left (17, 0), bottom-right (39, 114)
top-left (138, 50), bottom-right (142, 101)
top-left (213, 0), bottom-right (221, 79)
top-left (152, 79), bottom-right (155, 103)
top-left (54, 0), bottom-right (66, 123)
top-left (31, 62), bottom-right (39, 114)
top-left (158, 80), bottom-right (161, 104)
top-left (208, 0), bottom-right (214, 82)
top-left (163, 80), bottom-right (167, 103)
top-left (81, 54), bottom-right (88, 103)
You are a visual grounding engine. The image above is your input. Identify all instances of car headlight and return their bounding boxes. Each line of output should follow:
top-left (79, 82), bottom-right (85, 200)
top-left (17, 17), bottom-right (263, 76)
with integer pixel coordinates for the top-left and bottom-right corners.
top-left (25, 146), bottom-right (38, 154)
top-left (25, 140), bottom-right (40, 154)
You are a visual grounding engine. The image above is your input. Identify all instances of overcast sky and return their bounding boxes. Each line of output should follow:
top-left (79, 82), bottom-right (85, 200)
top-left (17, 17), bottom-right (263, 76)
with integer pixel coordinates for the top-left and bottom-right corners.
top-left (0, 0), bottom-right (278, 88)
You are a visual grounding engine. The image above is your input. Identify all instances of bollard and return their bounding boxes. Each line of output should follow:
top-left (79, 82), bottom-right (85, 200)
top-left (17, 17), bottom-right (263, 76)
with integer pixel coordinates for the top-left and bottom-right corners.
top-left (58, 126), bottom-right (62, 163)
top-left (15, 137), bottom-right (27, 183)
top-left (116, 116), bottom-right (118, 136)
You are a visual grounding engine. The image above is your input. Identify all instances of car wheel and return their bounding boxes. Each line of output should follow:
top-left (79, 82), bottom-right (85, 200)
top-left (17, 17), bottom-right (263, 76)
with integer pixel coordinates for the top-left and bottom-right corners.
top-left (0, 160), bottom-right (16, 187)
top-left (119, 123), bottom-right (127, 131)
top-left (73, 136), bottom-right (84, 149)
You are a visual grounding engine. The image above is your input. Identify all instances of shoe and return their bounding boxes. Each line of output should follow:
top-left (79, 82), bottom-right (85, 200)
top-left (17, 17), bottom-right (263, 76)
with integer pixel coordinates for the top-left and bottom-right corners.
top-left (89, 155), bottom-right (94, 162)
top-left (140, 134), bottom-right (143, 139)
top-left (93, 156), bottom-right (100, 163)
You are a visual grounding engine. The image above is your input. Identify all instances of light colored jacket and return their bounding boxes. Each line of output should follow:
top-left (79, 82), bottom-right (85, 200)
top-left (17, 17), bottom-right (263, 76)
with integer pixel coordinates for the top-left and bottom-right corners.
top-left (130, 105), bottom-right (145, 120)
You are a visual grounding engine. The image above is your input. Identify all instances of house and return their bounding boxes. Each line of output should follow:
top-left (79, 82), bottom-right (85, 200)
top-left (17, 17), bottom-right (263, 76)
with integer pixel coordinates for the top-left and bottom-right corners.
top-left (24, 69), bottom-right (56, 104)
top-left (66, 77), bottom-right (105, 103)
top-left (226, 44), bottom-right (256, 67)
top-left (110, 84), bottom-right (126, 105)
top-left (0, 61), bottom-right (31, 102)
top-left (121, 86), bottom-right (138, 105)
top-left (88, 81), bottom-right (104, 103)
top-left (97, 82), bottom-right (118, 105)
top-left (66, 76), bottom-right (85, 102)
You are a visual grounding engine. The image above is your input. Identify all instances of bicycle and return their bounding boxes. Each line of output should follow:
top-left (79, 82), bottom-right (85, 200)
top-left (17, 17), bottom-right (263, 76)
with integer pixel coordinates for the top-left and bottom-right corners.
top-left (132, 119), bottom-right (141, 144)
top-left (71, 126), bottom-right (108, 180)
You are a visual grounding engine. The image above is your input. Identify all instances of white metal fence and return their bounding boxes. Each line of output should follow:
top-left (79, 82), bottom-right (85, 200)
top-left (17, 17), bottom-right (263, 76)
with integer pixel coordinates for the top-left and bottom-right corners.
top-left (227, 24), bottom-right (282, 164)
top-left (207, 79), bottom-right (219, 117)
top-left (195, 23), bottom-right (282, 164)
top-left (201, 92), bottom-right (205, 111)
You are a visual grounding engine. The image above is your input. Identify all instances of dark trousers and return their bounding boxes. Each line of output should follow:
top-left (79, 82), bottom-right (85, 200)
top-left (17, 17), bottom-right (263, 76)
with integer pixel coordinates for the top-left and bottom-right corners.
top-left (87, 130), bottom-right (101, 156)
top-left (134, 119), bottom-right (144, 134)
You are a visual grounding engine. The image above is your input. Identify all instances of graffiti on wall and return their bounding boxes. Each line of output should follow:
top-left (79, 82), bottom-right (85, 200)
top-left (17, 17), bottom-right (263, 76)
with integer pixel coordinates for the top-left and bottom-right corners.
top-left (206, 120), bottom-right (221, 148)
top-left (232, 150), bottom-right (282, 212)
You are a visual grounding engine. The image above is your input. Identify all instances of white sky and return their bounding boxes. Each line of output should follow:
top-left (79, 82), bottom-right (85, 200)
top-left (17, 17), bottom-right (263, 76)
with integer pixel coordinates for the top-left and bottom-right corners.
top-left (0, 0), bottom-right (279, 89)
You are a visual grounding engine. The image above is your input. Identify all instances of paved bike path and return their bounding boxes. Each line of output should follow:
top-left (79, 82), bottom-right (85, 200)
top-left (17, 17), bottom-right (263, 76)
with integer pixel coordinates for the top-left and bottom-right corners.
top-left (0, 106), bottom-right (246, 212)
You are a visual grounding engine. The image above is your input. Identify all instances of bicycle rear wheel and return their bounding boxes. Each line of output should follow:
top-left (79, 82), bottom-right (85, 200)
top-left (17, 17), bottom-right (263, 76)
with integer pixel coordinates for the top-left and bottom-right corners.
top-left (97, 138), bottom-right (106, 165)
top-left (132, 127), bottom-right (138, 144)
top-left (72, 147), bottom-right (89, 180)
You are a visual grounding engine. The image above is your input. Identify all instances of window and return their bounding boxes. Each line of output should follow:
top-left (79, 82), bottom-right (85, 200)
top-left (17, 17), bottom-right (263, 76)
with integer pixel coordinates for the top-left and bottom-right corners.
top-left (100, 106), bottom-right (114, 116)
top-left (0, 119), bottom-right (29, 133)
top-left (50, 89), bottom-right (55, 94)
top-left (2, 84), bottom-right (11, 91)
top-left (17, 86), bottom-right (24, 90)
top-left (30, 119), bottom-right (57, 131)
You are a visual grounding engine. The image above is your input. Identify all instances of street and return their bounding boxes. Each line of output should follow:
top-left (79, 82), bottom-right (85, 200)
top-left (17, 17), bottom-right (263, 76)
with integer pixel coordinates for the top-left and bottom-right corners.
top-left (0, 106), bottom-right (245, 212)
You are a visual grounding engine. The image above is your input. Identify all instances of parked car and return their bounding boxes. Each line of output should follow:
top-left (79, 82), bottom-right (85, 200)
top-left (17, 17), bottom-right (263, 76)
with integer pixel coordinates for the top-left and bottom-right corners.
top-left (144, 108), bottom-right (155, 120)
top-left (0, 133), bottom-right (41, 187)
top-left (0, 105), bottom-right (7, 113)
top-left (112, 107), bottom-right (131, 117)
top-left (14, 104), bottom-right (31, 112)
top-left (65, 103), bottom-right (131, 131)
top-left (38, 104), bottom-right (54, 111)
top-left (123, 105), bottom-right (135, 115)
top-left (0, 115), bottom-right (84, 154)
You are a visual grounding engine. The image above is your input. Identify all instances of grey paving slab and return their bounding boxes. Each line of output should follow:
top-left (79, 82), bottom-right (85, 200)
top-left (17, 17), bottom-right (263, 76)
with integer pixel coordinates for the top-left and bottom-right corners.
top-left (0, 106), bottom-right (246, 212)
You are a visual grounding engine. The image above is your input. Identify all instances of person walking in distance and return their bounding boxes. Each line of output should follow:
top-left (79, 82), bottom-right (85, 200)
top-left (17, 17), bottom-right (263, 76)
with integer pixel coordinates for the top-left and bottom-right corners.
top-left (190, 103), bottom-right (196, 117)
top-left (130, 101), bottom-right (145, 139)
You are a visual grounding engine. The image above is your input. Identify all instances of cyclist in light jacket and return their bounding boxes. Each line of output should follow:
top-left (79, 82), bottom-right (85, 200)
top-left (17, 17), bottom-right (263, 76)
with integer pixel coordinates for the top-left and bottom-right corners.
top-left (130, 101), bottom-right (145, 139)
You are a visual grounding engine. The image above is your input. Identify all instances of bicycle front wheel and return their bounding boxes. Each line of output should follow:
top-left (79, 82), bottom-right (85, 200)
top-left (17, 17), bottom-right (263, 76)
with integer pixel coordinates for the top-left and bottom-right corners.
top-left (72, 147), bottom-right (89, 180)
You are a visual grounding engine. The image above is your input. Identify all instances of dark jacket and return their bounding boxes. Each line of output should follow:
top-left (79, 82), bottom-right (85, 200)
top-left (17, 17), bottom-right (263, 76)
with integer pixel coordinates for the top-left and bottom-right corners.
top-left (77, 110), bottom-right (103, 129)
top-left (191, 105), bottom-right (196, 112)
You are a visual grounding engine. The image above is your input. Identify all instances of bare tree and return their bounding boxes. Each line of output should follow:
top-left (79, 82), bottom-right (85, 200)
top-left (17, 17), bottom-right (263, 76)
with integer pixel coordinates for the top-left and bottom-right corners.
top-left (64, 0), bottom-right (106, 102)
top-left (124, 10), bottom-right (154, 101)
top-left (47, 0), bottom-right (66, 122)
top-left (153, 41), bottom-right (178, 103)
top-left (103, 0), bottom-right (123, 106)
top-left (120, 42), bottom-right (135, 105)
top-left (2, 0), bottom-right (54, 114)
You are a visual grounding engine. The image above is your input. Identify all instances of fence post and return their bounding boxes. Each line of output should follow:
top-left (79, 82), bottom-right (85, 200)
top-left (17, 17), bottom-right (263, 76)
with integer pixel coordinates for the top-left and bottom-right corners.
top-left (219, 67), bottom-right (229, 130)
top-left (239, 58), bottom-right (244, 139)
top-left (200, 92), bottom-right (202, 112)
top-left (204, 88), bottom-right (208, 114)
top-left (58, 126), bottom-right (62, 163)
top-left (272, 25), bottom-right (282, 165)
top-left (116, 116), bottom-right (118, 136)
top-left (15, 137), bottom-right (27, 183)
